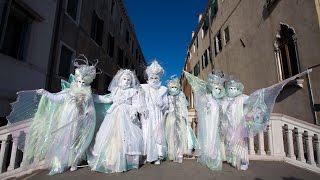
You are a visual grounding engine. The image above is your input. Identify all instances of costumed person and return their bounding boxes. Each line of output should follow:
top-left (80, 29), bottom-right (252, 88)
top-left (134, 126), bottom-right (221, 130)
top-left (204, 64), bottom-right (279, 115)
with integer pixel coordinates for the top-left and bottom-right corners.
top-left (7, 55), bottom-right (100, 175)
top-left (224, 70), bottom-right (311, 170)
top-left (183, 70), bottom-right (226, 171)
top-left (222, 77), bottom-right (249, 170)
top-left (140, 60), bottom-right (168, 165)
top-left (164, 75), bottom-right (199, 163)
top-left (88, 69), bottom-right (145, 173)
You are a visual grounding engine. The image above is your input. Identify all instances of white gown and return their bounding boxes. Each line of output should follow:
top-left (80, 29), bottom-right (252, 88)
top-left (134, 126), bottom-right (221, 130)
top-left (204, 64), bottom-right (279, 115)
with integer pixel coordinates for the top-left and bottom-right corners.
top-left (222, 94), bottom-right (249, 169)
top-left (165, 92), bottom-right (199, 162)
top-left (140, 84), bottom-right (168, 162)
top-left (88, 87), bottom-right (143, 173)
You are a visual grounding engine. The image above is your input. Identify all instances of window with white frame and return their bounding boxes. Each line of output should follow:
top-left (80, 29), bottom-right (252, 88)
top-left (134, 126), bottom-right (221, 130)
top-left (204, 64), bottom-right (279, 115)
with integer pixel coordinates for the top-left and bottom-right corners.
top-left (214, 31), bottom-right (222, 56)
top-left (274, 24), bottom-right (300, 80)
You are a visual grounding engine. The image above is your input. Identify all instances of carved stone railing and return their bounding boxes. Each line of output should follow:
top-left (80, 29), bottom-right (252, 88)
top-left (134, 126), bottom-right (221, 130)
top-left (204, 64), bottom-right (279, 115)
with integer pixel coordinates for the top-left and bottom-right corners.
top-left (248, 113), bottom-right (320, 174)
top-left (0, 119), bottom-right (37, 179)
top-left (0, 112), bottom-right (319, 179)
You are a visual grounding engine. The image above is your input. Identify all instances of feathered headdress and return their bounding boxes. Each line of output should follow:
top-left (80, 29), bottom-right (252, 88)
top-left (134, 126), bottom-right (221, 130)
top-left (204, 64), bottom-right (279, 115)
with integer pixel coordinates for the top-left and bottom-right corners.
top-left (73, 54), bottom-right (102, 84)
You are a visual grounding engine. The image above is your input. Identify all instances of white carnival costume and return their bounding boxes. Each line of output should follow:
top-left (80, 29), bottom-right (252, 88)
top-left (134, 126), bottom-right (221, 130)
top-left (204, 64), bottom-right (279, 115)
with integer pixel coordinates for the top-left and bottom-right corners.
top-left (7, 55), bottom-right (100, 175)
top-left (224, 70), bottom-right (311, 170)
top-left (164, 76), bottom-right (199, 163)
top-left (88, 69), bottom-right (145, 173)
top-left (140, 60), bottom-right (168, 164)
top-left (184, 71), bottom-right (225, 170)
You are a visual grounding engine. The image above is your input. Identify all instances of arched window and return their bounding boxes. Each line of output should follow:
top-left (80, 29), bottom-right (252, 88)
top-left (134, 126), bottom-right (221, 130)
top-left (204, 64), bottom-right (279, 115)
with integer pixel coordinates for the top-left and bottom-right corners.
top-left (274, 23), bottom-right (300, 80)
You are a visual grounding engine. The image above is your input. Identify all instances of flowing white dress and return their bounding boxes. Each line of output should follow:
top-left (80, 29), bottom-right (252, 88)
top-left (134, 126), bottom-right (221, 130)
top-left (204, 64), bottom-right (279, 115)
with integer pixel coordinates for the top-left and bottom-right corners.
top-left (89, 87), bottom-right (143, 173)
top-left (165, 92), bottom-right (199, 162)
top-left (140, 84), bottom-right (168, 162)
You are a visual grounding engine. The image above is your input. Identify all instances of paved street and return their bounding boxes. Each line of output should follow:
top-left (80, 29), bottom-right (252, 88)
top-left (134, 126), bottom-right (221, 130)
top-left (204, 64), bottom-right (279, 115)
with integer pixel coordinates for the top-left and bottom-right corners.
top-left (18, 160), bottom-right (320, 180)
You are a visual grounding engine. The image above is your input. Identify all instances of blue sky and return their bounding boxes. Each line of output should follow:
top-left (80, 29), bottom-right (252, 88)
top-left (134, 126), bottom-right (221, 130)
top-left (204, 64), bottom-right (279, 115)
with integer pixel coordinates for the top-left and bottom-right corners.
top-left (123, 0), bottom-right (208, 82)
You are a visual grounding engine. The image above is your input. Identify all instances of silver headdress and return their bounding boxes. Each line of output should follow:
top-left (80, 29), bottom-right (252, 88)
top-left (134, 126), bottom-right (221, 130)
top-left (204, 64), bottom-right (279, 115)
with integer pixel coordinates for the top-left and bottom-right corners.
top-left (225, 75), bottom-right (244, 97)
top-left (73, 54), bottom-right (101, 84)
top-left (225, 75), bottom-right (244, 90)
top-left (167, 75), bottom-right (181, 96)
top-left (167, 75), bottom-right (181, 89)
top-left (207, 71), bottom-right (225, 86)
top-left (145, 60), bottom-right (164, 78)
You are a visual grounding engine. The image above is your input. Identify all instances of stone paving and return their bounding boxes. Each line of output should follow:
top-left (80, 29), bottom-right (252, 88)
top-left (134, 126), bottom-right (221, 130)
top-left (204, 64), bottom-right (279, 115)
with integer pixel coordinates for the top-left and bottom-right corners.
top-left (18, 160), bottom-right (320, 180)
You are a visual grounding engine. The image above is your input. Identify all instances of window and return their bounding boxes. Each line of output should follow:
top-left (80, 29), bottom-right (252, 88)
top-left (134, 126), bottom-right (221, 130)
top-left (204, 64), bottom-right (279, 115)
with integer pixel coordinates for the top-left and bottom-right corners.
top-left (202, 15), bottom-right (209, 37)
top-left (210, 0), bottom-right (218, 18)
top-left (214, 31), bottom-right (222, 55)
top-left (58, 44), bottom-right (74, 78)
top-left (207, 46), bottom-right (212, 63)
top-left (0, 1), bottom-right (33, 60)
top-left (107, 33), bottom-right (115, 57)
top-left (204, 50), bottom-right (209, 68)
top-left (193, 61), bottom-right (200, 77)
top-left (91, 11), bottom-right (104, 46)
top-left (224, 26), bottom-right (230, 45)
top-left (117, 47), bottom-right (124, 68)
top-left (66, 0), bottom-right (80, 22)
top-left (275, 24), bottom-right (300, 80)
top-left (201, 50), bottom-right (209, 69)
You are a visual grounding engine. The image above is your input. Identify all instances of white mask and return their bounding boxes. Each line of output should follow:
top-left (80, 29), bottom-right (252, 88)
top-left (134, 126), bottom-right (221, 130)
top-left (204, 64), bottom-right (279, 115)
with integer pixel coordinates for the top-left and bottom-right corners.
top-left (118, 74), bottom-right (132, 89)
top-left (211, 84), bottom-right (225, 99)
top-left (76, 77), bottom-right (88, 88)
top-left (148, 75), bottom-right (160, 87)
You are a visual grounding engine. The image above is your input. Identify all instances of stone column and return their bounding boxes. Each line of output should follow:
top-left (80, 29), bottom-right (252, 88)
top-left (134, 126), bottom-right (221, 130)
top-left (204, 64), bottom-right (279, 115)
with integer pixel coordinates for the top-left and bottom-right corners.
top-left (0, 136), bottom-right (9, 173)
top-left (267, 125), bottom-right (273, 155)
top-left (296, 129), bottom-right (306, 163)
top-left (286, 126), bottom-right (296, 159)
top-left (257, 132), bottom-right (266, 155)
top-left (305, 132), bottom-right (316, 165)
top-left (7, 136), bottom-right (19, 171)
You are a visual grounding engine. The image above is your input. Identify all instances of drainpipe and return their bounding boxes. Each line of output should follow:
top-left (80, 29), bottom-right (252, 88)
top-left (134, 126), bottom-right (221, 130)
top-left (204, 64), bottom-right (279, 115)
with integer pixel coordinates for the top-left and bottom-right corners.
top-left (208, 0), bottom-right (214, 71)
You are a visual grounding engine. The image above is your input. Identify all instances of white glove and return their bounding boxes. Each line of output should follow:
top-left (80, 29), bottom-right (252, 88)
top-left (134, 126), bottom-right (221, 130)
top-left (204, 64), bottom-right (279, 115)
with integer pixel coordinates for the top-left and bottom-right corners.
top-left (36, 89), bottom-right (46, 95)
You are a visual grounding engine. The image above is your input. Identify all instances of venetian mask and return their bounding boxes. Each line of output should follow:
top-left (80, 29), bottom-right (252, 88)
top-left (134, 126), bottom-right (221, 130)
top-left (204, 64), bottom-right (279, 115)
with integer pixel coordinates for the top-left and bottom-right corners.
top-left (148, 74), bottom-right (160, 86)
top-left (118, 73), bottom-right (132, 89)
top-left (225, 80), bottom-right (244, 98)
top-left (211, 84), bottom-right (225, 99)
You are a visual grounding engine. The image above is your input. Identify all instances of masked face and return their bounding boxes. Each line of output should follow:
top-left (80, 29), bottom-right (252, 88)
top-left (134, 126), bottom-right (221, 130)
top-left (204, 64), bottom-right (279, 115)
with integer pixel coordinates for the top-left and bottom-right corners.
top-left (76, 77), bottom-right (88, 88)
top-left (118, 74), bottom-right (132, 89)
top-left (168, 84), bottom-right (180, 96)
top-left (226, 86), bottom-right (243, 98)
top-left (148, 75), bottom-right (160, 86)
top-left (211, 84), bottom-right (225, 99)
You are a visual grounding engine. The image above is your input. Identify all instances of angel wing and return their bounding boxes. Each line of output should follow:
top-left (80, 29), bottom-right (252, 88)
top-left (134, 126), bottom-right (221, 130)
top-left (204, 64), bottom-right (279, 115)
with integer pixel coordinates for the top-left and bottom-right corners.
top-left (230, 70), bottom-right (311, 143)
